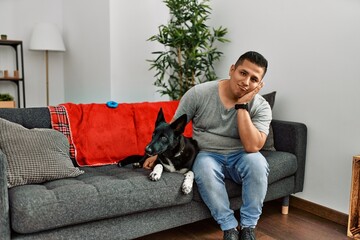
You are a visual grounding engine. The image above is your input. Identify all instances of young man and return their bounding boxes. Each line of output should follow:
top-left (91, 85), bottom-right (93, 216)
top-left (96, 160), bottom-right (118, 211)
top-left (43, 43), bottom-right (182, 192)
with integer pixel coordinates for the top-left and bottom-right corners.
top-left (144, 51), bottom-right (271, 240)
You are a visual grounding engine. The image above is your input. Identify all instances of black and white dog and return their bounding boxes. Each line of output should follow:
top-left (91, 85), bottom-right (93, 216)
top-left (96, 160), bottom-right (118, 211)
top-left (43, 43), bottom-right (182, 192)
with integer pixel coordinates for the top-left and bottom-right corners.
top-left (118, 108), bottom-right (198, 194)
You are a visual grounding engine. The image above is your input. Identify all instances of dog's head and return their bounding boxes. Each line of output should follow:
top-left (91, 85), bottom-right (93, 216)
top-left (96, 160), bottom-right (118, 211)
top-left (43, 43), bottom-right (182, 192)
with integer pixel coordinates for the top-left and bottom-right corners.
top-left (145, 108), bottom-right (187, 156)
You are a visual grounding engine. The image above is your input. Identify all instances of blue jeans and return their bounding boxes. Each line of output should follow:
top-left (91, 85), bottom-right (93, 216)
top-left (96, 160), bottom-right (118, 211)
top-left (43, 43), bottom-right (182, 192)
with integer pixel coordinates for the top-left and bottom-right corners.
top-left (193, 150), bottom-right (269, 231)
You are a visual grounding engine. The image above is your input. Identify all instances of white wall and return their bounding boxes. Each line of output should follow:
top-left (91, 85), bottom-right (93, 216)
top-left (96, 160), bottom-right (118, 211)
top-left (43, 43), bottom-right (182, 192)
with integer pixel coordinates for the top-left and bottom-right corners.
top-left (62, 0), bottom-right (167, 103)
top-left (0, 0), bottom-right (64, 107)
top-left (1, 0), bottom-right (359, 214)
top-left (109, 0), bottom-right (168, 103)
top-left (63, 0), bottom-right (111, 103)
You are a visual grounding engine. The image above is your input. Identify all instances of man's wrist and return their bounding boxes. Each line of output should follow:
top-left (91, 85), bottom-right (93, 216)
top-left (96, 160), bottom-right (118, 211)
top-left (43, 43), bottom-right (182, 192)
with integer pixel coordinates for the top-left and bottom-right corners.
top-left (235, 103), bottom-right (249, 111)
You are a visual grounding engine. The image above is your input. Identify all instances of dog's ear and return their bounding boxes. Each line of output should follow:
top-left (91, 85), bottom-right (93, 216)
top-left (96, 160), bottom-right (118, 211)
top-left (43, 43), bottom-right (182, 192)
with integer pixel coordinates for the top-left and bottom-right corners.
top-left (155, 108), bottom-right (166, 126)
top-left (170, 114), bottom-right (187, 135)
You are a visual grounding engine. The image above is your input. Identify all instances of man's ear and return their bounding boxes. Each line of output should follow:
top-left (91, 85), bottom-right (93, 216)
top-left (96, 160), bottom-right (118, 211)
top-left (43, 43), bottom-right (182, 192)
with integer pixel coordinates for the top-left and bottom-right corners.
top-left (229, 64), bottom-right (235, 76)
top-left (155, 108), bottom-right (165, 126)
top-left (170, 114), bottom-right (187, 135)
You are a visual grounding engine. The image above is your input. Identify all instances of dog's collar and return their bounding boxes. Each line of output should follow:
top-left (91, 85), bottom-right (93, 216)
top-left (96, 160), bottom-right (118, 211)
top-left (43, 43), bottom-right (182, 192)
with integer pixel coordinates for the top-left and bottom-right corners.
top-left (173, 136), bottom-right (185, 158)
top-left (162, 135), bottom-right (185, 159)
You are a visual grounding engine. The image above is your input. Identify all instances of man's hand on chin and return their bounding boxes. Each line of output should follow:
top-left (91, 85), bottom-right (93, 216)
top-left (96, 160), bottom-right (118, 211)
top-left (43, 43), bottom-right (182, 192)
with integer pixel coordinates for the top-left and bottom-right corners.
top-left (238, 81), bottom-right (264, 104)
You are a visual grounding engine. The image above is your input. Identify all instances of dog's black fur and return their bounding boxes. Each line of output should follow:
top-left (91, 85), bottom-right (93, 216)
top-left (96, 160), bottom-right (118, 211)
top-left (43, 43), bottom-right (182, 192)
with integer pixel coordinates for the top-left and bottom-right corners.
top-left (118, 108), bottom-right (199, 194)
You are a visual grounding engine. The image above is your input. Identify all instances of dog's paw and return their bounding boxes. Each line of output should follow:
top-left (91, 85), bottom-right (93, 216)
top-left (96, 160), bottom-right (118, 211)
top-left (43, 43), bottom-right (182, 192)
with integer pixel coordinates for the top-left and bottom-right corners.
top-left (149, 171), bottom-right (161, 181)
top-left (149, 164), bottom-right (163, 181)
top-left (182, 182), bottom-right (193, 194)
top-left (132, 163), bottom-right (141, 169)
top-left (182, 171), bottom-right (194, 194)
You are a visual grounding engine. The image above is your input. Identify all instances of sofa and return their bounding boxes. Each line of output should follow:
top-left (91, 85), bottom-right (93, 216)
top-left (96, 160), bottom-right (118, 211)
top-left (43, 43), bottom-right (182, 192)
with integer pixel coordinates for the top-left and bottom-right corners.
top-left (0, 98), bottom-right (307, 240)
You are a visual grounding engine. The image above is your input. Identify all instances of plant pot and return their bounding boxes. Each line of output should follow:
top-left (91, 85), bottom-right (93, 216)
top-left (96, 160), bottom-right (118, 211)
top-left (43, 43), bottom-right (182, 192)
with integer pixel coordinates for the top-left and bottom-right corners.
top-left (0, 101), bottom-right (15, 108)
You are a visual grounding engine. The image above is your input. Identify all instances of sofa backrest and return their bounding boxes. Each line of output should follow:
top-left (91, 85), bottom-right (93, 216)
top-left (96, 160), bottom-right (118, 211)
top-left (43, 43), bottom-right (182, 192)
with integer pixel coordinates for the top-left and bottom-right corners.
top-left (0, 107), bottom-right (51, 129)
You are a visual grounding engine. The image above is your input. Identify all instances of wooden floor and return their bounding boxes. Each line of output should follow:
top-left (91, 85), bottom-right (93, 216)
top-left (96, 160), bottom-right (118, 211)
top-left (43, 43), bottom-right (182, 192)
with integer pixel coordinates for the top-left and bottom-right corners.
top-left (136, 200), bottom-right (350, 240)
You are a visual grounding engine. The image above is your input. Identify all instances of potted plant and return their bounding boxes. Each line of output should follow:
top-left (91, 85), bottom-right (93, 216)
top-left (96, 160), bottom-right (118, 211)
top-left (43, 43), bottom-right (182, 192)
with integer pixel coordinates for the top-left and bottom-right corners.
top-left (148, 0), bottom-right (229, 100)
top-left (0, 93), bottom-right (15, 108)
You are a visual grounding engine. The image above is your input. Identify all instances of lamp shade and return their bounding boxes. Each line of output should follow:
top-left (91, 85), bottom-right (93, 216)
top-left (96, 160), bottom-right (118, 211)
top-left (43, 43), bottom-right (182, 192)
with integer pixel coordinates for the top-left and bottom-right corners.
top-left (29, 23), bottom-right (66, 51)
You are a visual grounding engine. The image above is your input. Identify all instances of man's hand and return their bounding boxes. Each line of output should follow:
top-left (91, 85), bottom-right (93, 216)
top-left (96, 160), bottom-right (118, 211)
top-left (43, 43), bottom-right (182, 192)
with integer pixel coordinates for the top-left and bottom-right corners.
top-left (238, 81), bottom-right (264, 104)
top-left (143, 155), bottom-right (157, 169)
top-left (236, 81), bottom-right (267, 152)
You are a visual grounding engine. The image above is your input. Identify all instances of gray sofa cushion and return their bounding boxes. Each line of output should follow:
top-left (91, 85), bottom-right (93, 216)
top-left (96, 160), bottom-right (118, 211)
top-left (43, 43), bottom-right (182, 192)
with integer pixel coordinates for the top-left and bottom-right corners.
top-left (262, 151), bottom-right (298, 184)
top-left (192, 151), bottom-right (298, 201)
top-left (9, 165), bottom-right (193, 234)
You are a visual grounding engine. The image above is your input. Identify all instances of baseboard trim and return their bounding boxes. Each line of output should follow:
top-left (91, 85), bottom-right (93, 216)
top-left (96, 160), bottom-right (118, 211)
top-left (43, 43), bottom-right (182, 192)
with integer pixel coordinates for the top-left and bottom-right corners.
top-left (289, 196), bottom-right (348, 226)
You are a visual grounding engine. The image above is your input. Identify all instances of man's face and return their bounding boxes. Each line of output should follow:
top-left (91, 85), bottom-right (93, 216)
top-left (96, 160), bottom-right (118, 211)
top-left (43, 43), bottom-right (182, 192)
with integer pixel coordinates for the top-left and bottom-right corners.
top-left (228, 59), bottom-right (265, 98)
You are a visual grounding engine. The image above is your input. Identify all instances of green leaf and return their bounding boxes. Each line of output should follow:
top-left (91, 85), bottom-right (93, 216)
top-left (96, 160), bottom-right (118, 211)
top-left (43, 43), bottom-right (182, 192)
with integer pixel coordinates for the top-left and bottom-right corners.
top-left (147, 0), bottom-right (229, 100)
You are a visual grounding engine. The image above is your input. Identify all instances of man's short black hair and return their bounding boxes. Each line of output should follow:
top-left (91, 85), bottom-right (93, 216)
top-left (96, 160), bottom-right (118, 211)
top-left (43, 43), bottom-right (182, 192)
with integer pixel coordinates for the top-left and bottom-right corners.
top-left (235, 51), bottom-right (268, 76)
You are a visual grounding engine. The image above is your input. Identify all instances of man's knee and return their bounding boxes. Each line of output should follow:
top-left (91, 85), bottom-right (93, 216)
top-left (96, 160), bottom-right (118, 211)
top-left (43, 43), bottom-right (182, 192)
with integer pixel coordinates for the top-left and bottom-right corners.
top-left (193, 152), bottom-right (223, 183)
top-left (193, 152), bottom-right (218, 172)
top-left (240, 153), bottom-right (269, 177)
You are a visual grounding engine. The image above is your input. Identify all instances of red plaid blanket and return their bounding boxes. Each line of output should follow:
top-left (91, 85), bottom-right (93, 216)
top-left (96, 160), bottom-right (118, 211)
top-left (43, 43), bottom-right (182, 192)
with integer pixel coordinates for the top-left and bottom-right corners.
top-left (48, 105), bottom-right (76, 159)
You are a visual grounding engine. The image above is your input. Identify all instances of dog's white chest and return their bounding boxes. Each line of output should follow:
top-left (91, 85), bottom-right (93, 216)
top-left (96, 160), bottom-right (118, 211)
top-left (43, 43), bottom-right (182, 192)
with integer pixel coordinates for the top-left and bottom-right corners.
top-left (162, 160), bottom-right (176, 172)
top-left (162, 159), bottom-right (189, 174)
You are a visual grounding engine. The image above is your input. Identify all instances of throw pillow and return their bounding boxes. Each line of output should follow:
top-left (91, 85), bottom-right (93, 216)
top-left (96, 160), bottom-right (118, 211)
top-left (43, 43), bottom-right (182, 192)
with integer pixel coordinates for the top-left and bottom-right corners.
top-left (0, 117), bottom-right (84, 188)
top-left (261, 91), bottom-right (277, 151)
top-left (262, 91), bottom-right (276, 109)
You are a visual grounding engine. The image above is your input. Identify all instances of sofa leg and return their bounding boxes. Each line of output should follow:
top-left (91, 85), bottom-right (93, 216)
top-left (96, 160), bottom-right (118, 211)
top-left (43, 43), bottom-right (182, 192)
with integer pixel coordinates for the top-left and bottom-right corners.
top-left (282, 196), bottom-right (290, 215)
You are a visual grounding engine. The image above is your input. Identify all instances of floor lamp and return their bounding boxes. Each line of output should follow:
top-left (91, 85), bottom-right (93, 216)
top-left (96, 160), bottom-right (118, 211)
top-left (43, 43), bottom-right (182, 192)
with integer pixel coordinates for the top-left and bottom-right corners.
top-left (29, 23), bottom-right (66, 106)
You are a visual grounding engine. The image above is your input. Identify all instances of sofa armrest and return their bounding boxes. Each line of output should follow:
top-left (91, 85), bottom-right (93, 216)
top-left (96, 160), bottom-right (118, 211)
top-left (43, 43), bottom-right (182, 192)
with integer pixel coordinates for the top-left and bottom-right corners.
top-left (271, 119), bottom-right (307, 193)
top-left (0, 151), bottom-right (10, 240)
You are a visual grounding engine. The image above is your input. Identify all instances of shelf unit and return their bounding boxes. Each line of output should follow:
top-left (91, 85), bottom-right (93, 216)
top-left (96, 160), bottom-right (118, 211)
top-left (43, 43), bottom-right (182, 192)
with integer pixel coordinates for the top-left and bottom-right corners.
top-left (348, 155), bottom-right (360, 239)
top-left (0, 40), bottom-right (26, 107)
